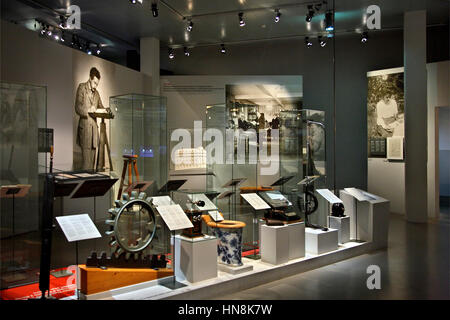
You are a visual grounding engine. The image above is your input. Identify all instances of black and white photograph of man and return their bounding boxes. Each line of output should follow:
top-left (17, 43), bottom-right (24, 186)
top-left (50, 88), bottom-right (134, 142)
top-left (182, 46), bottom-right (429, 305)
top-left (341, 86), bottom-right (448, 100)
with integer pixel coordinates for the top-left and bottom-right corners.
top-left (74, 67), bottom-right (105, 170)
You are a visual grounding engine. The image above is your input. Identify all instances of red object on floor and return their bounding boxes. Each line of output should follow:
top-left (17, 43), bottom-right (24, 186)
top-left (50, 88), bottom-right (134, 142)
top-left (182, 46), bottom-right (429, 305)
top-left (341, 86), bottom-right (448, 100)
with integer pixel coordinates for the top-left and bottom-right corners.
top-left (242, 249), bottom-right (260, 257)
top-left (0, 268), bottom-right (76, 300)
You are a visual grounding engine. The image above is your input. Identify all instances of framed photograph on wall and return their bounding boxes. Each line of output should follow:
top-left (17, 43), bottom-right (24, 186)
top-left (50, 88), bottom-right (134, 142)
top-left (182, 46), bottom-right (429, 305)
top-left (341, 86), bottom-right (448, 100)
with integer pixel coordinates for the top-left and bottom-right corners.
top-left (387, 136), bottom-right (404, 160)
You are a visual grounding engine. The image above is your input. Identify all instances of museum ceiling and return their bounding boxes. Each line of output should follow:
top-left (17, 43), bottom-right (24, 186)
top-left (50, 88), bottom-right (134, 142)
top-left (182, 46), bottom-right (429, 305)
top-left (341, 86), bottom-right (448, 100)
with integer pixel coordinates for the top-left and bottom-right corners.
top-left (1, 0), bottom-right (449, 64)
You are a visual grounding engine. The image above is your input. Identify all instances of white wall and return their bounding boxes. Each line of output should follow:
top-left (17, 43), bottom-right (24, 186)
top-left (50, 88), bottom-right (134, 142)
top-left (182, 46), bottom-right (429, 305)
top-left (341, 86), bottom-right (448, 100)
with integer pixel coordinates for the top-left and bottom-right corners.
top-left (1, 21), bottom-right (153, 230)
top-left (366, 61), bottom-right (449, 217)
top-left (1, 21), bottom-right (152, 171)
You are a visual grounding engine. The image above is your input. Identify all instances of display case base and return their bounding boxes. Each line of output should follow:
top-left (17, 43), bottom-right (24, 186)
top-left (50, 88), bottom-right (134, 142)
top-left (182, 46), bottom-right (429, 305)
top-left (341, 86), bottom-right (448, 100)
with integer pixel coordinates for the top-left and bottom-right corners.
top-left (78, 265), bottom-right (173, 295)
top-left (218, 263), bottom-right (253, 275)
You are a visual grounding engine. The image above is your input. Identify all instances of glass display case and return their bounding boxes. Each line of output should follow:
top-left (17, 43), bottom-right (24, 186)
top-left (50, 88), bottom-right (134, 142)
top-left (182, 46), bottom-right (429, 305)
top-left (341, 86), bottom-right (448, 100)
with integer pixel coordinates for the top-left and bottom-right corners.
top-left (0, 82), bottom-right (47, 289)
top-left (109, 94), bottom-right (170, 255)
top-left (110, 94), bottom-right (168, 197)
top-left (206, 104), bottom-right (329, 255)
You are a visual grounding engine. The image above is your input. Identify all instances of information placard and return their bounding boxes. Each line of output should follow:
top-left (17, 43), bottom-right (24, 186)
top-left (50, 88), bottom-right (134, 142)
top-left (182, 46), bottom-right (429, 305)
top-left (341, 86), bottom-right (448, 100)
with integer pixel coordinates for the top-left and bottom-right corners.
top-left (187, 193), bottom-right (217, 211)
top-left (208, 210), bottom-right (224, 222)
top-left (156, 204), bottom-right (194, 231)
top-left (149, 196), bottom-right (173, 207)
top-left (56, 214), bottom-right (101, 242)
top-left (240, 193), bottom-right (271, 210)
top-left (344, 188), bottom-right (378, 202)
top-left (316, 189), bottom-right (343, 204)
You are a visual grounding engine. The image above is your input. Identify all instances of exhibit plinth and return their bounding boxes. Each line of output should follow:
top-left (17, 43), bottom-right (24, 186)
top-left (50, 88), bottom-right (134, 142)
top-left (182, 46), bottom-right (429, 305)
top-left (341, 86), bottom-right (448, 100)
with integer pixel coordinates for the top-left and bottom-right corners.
top-left (339, 189), bottom-right (390, 248)
top-left (174, 235), bottom-right (218, 283)
top-left (260, 225), bottom-right (289, 265)
top-left (305, 227), bottom-right (338, 255)
top-left (287, 221), bottom-right (305, 259)
top-left (78, 265), bottom-right (173, 295)
top-left (218, 263), bottom-right (253, 275)
top-left (328, 216), bottom-right (350, 244)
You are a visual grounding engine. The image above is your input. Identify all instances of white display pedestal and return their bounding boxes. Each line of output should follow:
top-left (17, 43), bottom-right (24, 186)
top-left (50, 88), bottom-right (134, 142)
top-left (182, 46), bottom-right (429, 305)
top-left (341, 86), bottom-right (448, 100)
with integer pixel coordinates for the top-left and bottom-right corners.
top-left (328, 216), bottom-right (350, 244)
top-left (218, 263), bottom-right (253, 275)
top-left (260, 222), bottom-right (305, 265)
top-left (260, 225), bottom-right (289, 265)
top-left (287, 222), bottom-right (305, 259)
top-left (339, 189), bottom-right (390, 248)
top-left (305, 227), bottom-right (338, 255)
top-left (174, 235), bottom-right (217, 283)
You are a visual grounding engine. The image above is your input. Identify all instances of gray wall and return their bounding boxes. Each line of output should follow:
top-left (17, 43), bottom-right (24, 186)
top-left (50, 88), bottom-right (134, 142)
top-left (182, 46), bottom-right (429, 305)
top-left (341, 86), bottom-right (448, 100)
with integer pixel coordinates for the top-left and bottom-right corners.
top-left (161, 30), bottom-right (405, 191)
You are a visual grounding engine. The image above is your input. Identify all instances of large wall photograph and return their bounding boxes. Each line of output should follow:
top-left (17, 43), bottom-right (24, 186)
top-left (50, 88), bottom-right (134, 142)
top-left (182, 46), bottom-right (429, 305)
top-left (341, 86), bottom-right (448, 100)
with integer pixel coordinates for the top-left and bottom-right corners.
top-left (367, 69), bottom-right (404, 159)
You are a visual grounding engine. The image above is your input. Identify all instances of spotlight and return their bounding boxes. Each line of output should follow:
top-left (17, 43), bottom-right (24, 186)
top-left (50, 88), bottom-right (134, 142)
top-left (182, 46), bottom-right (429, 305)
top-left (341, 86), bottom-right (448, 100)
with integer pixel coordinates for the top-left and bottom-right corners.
top-left (151, 3), bottom-right (158, 17)
top-left (361, 31), bottom-right (369, 43)
top-left (96, 44), bottom-right (101, 55)
top-left (184, 47), bottom-right (190, 56)
top-left (60, 32), bottom-right (65, 42)
top-left (186, 20), bottom-right (193, 32)
top-left (168, 48), bottom-right (174, 59)
top-left (274, 9), bottom-right (281, 23)
top-left (305, 37), bottom-right (312, 48)
top-left (220, 44), bottom-right (226, 54)
top-left (53, 33), bottom-right (60, 41)
top-left (325, 11), bottom-right (334, 32)
top-left (238, 12), bottom-right (245, 27)
top-left (86, 43), bottom-right (92, 55)
top-left (129, 0), bottom-right (143, 3)
top-left (46, 26), bottom-right (52, 37)
top-left (318, 36), bottom-right (327, 47)
top-left (306, 5), bottom-right (314, 22)
top-left (58, 15), bottom-right (67, 29)
top-left (40, 25), bottom-right (46, 35)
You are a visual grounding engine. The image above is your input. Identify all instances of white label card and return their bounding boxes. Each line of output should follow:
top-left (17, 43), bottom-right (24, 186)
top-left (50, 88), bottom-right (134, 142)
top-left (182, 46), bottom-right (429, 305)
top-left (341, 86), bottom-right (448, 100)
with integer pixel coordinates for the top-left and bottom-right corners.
top-left (240, 193), bottom-right (271, 210)
top-left (149, 196), bottom-right (173, 207)
top-left (344, 188), bottom-right (378, 202)
top-left (156, 204), bottom-right (194, 231)
top-left (208, 210), bottom-right (224, 222)
top-left (316, 189), bottom-right (343, 204)
top-left (187, 193), bottom-right (217, 211)
top-left (56, 214), bottom-right (101, 242)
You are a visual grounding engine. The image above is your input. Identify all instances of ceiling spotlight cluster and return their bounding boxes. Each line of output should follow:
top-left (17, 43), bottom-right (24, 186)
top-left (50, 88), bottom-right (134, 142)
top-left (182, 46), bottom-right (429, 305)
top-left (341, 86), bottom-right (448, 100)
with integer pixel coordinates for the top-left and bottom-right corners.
top-left (37, 20), bottom-right (102, 56)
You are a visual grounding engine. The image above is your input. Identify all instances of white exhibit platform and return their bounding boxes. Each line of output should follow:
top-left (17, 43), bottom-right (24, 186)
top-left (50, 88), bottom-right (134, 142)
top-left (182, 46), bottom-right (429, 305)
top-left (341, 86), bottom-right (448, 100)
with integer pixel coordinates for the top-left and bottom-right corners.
top-left (328, 216), bottom-right (350, 244)
top-left (218, 263), bottom-right (253, 275)
top-left (260, 222), bottom-right (305, 265)
top-left (339, 189), bottom-right (390, 248)
top-left (174, 234), bottom-right (217, 283)
top-left (77, 188), bottom-right (389, 301)
top-left (80, 240), bottom-right (372, 300)
top-left (305, 227), bottom-right (338, 255)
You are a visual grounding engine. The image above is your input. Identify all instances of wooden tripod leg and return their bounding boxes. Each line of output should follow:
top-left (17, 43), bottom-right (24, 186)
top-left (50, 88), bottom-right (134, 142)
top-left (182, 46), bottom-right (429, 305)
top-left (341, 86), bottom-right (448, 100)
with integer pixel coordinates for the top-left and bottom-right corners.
top-left (128, 161), bottom-right (132, 196)
top-left (117, 159), bottom-right (127, 200)
top-left (133, 159), bottom-right (140, 183)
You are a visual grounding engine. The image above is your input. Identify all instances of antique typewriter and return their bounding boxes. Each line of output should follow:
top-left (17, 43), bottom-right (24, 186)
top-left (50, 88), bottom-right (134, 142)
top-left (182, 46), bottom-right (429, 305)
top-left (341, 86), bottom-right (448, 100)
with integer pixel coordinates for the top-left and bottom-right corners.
top-left (259, 190), bottom-right (301, 224)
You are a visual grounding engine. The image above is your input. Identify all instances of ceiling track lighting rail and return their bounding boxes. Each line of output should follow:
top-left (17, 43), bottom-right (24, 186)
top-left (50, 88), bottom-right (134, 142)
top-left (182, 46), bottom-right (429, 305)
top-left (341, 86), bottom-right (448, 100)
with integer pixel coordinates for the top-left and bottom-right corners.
top-left (181, 1), bottom-right (327, 20)
top-left (18, 0), bottom-right (138, 50)
top-left (35, 19), bottom-right (102, 56)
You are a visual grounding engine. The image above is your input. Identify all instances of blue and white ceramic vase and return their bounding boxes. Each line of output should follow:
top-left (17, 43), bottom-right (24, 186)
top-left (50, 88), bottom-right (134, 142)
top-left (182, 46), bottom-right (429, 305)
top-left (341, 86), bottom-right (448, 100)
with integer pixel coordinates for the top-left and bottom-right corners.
top-left (214, 227), bottom-right (244, 267)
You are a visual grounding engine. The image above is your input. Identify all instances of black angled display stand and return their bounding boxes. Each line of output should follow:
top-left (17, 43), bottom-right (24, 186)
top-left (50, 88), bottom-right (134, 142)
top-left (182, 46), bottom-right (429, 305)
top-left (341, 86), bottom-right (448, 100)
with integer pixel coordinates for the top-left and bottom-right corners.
top-left (36, 172), bottom-right (117, 300)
